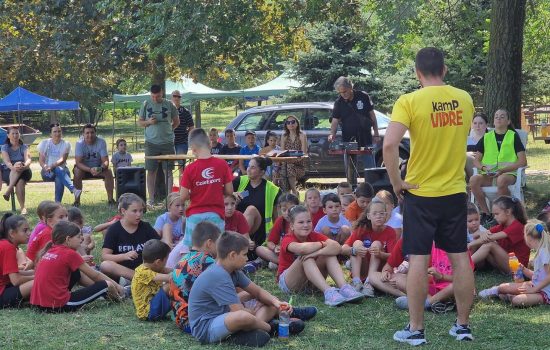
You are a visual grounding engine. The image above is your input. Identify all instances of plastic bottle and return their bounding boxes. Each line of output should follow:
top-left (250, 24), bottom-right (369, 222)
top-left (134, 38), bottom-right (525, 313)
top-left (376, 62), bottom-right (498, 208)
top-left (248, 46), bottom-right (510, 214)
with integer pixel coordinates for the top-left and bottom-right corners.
top-left (363, 239), bottom-right (372, 248)
top-left (278, 305), bottom-right (290, 340)
top-left (514, 264), bottom-right (525, 283)
top-left (508, 253), bottom-right (520, 280)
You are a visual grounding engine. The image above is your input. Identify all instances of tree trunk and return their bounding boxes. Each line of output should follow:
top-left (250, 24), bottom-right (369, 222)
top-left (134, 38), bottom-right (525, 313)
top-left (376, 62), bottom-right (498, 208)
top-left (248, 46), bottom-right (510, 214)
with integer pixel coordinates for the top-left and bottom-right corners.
top-left (194, 100), bottom-right (201, 128)
top-left (483, 0), bottom-right (526, 127)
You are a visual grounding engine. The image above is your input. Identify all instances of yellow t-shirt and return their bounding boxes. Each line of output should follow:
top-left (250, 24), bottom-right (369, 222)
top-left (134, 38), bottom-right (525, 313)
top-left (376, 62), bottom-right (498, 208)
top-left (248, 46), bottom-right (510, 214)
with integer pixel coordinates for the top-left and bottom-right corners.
top-left (131, 264), bottom-right (163, 320)
top-left (391, 85), bottom-right (474, 197)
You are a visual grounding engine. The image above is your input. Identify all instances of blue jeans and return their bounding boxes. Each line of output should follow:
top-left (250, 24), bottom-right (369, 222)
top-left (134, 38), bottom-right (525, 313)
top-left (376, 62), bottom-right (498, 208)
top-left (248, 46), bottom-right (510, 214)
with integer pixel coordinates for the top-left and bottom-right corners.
top-left (174, 142), bottom-right (189, 168)
top-left (41, 167), bottom-right (75, 202)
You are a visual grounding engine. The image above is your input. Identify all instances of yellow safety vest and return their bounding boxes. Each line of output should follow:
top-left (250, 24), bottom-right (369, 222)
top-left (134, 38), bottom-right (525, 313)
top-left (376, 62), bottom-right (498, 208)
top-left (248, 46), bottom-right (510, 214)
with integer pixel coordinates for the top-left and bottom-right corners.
top-left (481, 130), bottom-right (518, 175)
top-left (237, 176), bottom-right (279, 233)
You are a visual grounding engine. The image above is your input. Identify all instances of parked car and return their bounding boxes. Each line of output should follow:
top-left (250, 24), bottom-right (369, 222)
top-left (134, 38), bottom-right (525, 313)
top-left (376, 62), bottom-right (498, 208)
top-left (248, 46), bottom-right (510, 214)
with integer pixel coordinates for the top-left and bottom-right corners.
top-left (221, 102), bottom-right (410, 180)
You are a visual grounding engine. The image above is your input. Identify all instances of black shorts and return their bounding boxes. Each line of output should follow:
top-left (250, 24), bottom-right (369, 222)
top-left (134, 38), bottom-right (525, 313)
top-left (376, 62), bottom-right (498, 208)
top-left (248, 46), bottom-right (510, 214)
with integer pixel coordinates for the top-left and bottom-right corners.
top-left (1, 165), bottom-right (32, 184)
top-left (402, 192), bottom-right (467, 255)
top-left (0, 285), bottom-right (24, 307)
top-left (73, 166), bottom-right (111, 180)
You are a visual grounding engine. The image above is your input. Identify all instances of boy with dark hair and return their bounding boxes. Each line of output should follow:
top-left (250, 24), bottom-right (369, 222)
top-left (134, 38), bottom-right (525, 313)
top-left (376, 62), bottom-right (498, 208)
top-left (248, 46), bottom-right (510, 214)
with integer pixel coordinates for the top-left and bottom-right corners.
top-left (337, 182), bottom-right (353, 200)
top-left (178, 128), bottom-right (233, 250)
top-left (209, 128), bottom-right (223, 155)
top-left (188, 231), bottom-right (308, 346)
top-left (345, 182), bottom-right (374, 222)
top-left (111, 138), bottom-right (133, 173)
top-left (238, 130), bottom-right (260, 174)
top-left (384, 47), bottom-right (475, 345)
top-left (466, 203), bottom-right (488, 244)
top-left (131, 239), bottom-right (172, 321)
top-left (314, 193), bottom-right (352, 245)
top-left (170, 221), bottom-right (221, 333)
top-left (220, 129), bottom-right (242, 172)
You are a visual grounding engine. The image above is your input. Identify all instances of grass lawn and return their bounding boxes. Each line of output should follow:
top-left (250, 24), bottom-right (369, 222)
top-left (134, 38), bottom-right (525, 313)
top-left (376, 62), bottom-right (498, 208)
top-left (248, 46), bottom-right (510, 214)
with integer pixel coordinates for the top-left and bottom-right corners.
top-left (1, 110), bottom-right (549, 349)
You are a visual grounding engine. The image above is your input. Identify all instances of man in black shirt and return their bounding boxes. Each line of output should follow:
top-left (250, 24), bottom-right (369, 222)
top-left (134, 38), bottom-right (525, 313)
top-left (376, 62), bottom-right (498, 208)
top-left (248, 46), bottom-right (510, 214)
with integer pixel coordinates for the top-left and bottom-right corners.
top-left (329, 76), bottom-right (380, 182)
top-left (171, 90), bottom-right (194, 177)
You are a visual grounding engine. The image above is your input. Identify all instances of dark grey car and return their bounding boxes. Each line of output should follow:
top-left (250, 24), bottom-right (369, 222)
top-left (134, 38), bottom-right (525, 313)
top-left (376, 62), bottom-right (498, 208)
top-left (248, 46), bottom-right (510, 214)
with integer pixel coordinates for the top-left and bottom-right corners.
top-left (221, 102), bottom-right (410, 179)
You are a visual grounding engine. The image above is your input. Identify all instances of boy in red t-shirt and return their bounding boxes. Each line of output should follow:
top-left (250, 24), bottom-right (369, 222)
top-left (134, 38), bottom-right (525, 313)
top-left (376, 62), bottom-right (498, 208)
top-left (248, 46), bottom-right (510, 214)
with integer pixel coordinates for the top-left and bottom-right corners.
top-left (180, 128), bottom-right (233, 249)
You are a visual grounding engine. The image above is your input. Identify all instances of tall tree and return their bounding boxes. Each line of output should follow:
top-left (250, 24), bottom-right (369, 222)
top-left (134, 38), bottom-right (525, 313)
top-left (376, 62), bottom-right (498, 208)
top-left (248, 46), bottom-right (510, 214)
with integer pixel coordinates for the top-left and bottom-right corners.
top-left (484, 0), bottom-right (526, 125)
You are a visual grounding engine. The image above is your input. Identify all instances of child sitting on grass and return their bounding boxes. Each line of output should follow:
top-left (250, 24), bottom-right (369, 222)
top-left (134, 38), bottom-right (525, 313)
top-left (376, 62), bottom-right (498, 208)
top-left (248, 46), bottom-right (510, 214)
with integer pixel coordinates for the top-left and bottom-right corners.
top-left (314, 193), bottom-right (352, 245)
top-left (154, 192), bottom-right (186, 248)
top-left (100, 193), bottom-right (161, 282)
top-left (341, 194), bottom-right (354, 214)
top-left (256, 193), bottom-right (300, 270)
top-left (337, 181), bottom-right (353, 202)
top-left (375, 190), bottom-right (402, 238)
top-left (305, 188), bottom-right (323, 228)
top-left (170, 222), bottom-right (220, 333)
top-left (0, 214), bottom-right (34, 307)
top-left (467, 203), bottom-right (488, 243)
top-left (131, 239), bottom-right (172, 321)
top-left (31, 221), bottom-right (123, 312)
top-left (188, 231), bottom-right (304, 346)
top-left (341, 199), bottom-right (397, 297)
top-left (345, 182), bottom-right (374, 222)
top-left (479, 220), bottom-right (550, 307)
top-left (277, 205), bottom-right (363, 306)
top-left (224, 193), bottom-right (250, 236)
top-left (29, 200), bottom-right (54, 242)
top-left (67, 207), bottom-right (95, 260)
top-left (26, 202), bottom-right (68, 267)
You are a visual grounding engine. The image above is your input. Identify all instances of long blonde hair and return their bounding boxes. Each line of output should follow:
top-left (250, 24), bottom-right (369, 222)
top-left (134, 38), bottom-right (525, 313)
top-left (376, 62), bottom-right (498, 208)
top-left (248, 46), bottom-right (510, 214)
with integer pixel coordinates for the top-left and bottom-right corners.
top-left (524, 219), bottom-right (550, 262)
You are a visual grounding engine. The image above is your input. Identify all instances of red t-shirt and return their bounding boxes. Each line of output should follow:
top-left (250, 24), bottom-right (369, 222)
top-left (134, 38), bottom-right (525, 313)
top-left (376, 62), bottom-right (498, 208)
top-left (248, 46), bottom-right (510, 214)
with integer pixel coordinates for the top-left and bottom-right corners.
top-left (26, 226), bottom-right (53, 262)
top-left (345, 226), bottom-right (397, 254)
top-left (268, 217), bottom-right (290, 245)
top-left (310, 208), bottom-right (324, 229)
top-left (490, 220), bottom-right (529, 266)
top-left (277, 231), bottom-right (327, 279)
top-left (225, 211), bottom-right (250, 235)
top-left (0, 240), bottom-right (19, 295)
top-left (31, 245), bottom-right (84, 308)
top-left (386, 238), bottom-right (404, 268)
top-left (181, 157), bottom-right (233, 219)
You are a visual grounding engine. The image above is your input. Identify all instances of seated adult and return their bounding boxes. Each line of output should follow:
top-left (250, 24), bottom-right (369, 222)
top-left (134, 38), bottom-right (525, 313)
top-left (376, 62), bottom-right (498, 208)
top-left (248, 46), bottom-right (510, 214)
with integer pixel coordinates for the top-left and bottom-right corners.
top-left (1, 127), bottom-right (32, 214)
top-left (38, 123), bottom-right (81, 203)
top-left (469, 109), bottom-right (527, 225)
top-left (465, 112), bottom-right (488, 179)
top-left (73, 124), bottom-right (115, 207)
top-left (233, 157), bottom-right (281, 256)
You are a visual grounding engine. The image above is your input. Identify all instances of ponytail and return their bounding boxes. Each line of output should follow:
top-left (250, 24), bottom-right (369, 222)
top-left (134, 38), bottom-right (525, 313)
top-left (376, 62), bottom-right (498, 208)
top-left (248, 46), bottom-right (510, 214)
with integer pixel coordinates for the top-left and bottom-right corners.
top-left (525, 220), bottom-right (550, 262)
top-left (0, 212), bottom-right (14, 239)
top-left (493, 196), bottom-right (527, 225)
top-left (0, 213), bottom-right (27, 241)
top-left (36, 221), bottom-right (81, 263)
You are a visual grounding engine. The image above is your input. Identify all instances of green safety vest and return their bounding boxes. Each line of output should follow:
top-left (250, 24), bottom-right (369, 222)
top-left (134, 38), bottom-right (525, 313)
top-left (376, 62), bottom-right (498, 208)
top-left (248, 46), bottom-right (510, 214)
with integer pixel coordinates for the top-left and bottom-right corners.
top-left (481, 130), bottom-right (518, 175)
top-left (237, 175), bottom-right (279, 233)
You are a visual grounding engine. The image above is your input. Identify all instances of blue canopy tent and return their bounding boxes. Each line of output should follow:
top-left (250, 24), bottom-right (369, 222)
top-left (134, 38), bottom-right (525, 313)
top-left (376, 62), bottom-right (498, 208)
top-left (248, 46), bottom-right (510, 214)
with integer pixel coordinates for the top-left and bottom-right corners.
top-left (0, 87), bottom-right (80, 144)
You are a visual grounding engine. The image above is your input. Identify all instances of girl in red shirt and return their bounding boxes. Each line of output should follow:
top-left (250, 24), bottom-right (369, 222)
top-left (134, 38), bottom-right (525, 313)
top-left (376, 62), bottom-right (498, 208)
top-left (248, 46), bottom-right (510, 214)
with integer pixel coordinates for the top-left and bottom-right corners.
top-left (31, 221), bottom-right (123, 312)
top-left (256, 193), bottom-right (299, 268)
top-left (305, 188), bottom-right (324, 229)
top-left (342, 199), bottom-right (397, 297)
top-left (469, 196), bottom-right (529, 271)
top-left (26, 202), bottom-right (68, 266)
top-left (0, 213), bottom-right (34, 307)
top-left (277, 205), bottom-right (363, 306)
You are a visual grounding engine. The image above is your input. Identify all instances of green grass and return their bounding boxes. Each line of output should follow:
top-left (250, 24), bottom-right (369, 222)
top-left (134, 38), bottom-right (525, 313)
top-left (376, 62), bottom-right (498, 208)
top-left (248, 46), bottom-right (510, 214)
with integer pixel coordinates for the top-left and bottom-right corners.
top-left (1, 109), bottom-right (550, 349)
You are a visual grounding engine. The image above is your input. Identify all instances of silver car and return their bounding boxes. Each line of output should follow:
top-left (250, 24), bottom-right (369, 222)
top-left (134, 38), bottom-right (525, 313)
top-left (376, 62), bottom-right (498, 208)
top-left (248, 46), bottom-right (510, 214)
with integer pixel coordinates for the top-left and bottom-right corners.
top-left (221, 102), bottom-right (410, 179)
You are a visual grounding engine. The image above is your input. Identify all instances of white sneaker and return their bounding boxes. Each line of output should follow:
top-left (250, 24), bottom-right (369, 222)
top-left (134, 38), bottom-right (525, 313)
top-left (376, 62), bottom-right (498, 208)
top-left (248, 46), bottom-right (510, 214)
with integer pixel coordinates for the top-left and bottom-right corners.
top-left (73, 189), bottom-right (82, 202)
top-left (361, 281), bottom-right (375, 297)
top-left (268, 262), bottom-right (278, 270)
top-left (344, 260), bottom-right (352, 270)
top-left (478, 286), bottom-right (499, 300)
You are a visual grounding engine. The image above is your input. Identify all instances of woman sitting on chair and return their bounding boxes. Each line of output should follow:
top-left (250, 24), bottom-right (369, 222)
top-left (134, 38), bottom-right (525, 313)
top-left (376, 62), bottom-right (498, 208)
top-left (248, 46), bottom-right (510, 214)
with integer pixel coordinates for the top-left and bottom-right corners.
top-left (1, 127), bottom-right (32, 214)
top-left (469, 109), bottom-right (527, 226)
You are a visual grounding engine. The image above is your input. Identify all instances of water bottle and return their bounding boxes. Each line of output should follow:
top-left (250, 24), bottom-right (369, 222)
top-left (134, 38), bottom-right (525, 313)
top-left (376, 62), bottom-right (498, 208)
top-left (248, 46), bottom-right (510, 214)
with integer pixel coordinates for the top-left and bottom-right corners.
top-left (363, 239), bottom-right (372, 248)
top-left (278, 305), bottom-right (290, 340)
top-left (508, 252), bottom-right (520, 280)
top-left (514, 264), bottom-right (525, 283)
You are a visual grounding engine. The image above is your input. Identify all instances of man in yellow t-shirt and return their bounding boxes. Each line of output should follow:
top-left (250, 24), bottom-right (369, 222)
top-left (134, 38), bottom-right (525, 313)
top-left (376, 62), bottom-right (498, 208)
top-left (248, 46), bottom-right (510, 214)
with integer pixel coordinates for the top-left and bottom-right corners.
top-left (383, 47), bottom-right (475, 346)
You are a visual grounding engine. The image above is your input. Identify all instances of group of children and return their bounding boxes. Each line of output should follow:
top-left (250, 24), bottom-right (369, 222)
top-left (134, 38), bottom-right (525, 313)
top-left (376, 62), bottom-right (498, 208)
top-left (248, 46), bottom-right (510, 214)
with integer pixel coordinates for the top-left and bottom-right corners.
top-left (2, 126), bottom-right (550, 347)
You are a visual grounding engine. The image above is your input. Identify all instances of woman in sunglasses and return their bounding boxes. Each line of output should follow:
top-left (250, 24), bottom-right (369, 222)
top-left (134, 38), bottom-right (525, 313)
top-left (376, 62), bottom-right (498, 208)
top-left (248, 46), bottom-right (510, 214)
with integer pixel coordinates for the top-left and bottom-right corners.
top-left (38, 123), bottom-right (81, 203)
top-left (279, 115), bottom-right (308, 196)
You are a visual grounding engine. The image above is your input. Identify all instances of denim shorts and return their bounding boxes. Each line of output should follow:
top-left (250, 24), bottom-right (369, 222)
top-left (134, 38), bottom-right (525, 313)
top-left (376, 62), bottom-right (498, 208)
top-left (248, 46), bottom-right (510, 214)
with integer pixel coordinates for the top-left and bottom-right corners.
top-left (278, 269), bottom-right (292, 294)
top-left (205, 313), bottom-right (232, 344)
top-left (183, 212), bottom-right (225, 247)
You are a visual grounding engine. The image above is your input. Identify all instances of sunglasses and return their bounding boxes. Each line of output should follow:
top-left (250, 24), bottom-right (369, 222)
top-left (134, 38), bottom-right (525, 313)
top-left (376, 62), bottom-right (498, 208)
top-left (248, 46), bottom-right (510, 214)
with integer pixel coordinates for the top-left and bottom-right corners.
top-left (172, 95), bottom-right (181, 98)
top-left (286, 120), bottom-right (297, 125)
top-left (49, 123), bottom-right (60, 128)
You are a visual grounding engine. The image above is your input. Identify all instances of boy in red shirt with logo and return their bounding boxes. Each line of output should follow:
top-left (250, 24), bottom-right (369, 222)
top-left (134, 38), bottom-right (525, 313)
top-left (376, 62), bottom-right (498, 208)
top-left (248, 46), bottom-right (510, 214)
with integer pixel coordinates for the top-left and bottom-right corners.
top-left (176, 128), bottom-right (233, 258)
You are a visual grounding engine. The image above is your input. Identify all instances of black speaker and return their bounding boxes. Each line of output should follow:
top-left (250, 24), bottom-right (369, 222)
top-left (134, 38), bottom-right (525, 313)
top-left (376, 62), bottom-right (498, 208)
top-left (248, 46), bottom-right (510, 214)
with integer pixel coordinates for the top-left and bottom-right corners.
top-left (116, 167), bottom-right (146, 203)
top-left (365, 167), bottom-right (395, 200)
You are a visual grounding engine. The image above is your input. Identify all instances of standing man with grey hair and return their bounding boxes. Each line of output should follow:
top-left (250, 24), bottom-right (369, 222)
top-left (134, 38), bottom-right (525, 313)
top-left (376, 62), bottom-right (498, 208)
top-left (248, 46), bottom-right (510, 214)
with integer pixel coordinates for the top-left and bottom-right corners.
top-left (329, 76), bottom-right (380, 183)
top-left (138, 84), bottom-right (180, 208)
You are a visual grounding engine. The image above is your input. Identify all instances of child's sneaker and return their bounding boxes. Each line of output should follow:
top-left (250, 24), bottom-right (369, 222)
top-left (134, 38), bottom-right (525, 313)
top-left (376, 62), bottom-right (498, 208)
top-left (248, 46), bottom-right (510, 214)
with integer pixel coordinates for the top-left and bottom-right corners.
top-left (290, 306), bottom-right (318, 321)
top-left (352, 280), bottom-right (363, 293)
top-left (344, 259), bottom-right (352, 270)
top-left (395, 296), bottom-right (431, 310)
top-left (123, 285), bottom-right (132, 299)
top-left (338, 284), bottom-right (364, 303)
top-left (393, 324), bottom-right (427, 346)
top-left (361, 281), bottom-right (375, 297)
top-left (478, 286), bottom-right (499, 300)
top-left (449, 321), bottom-right (474, 341)
top-left (323, 287), bottom-right (347, 307)
top-left (268, 262), bottom-right (278, 270)
top-left (242, 262), bottom-right (258, 274)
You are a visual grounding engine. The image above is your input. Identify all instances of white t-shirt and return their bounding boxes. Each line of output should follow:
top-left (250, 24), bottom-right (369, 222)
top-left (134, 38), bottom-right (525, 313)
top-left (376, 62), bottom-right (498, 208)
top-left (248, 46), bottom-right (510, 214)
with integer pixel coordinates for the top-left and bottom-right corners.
top-left (467, 225), bottom-right (488, 243)
top-left (386, 206), bottom-right (403, 229)
top-left (314, 214), bottom-right (351, 235)
top-left (533, 249), bottom-right (550, 298)
top-left (37, 139), bottom-right (71, 167)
